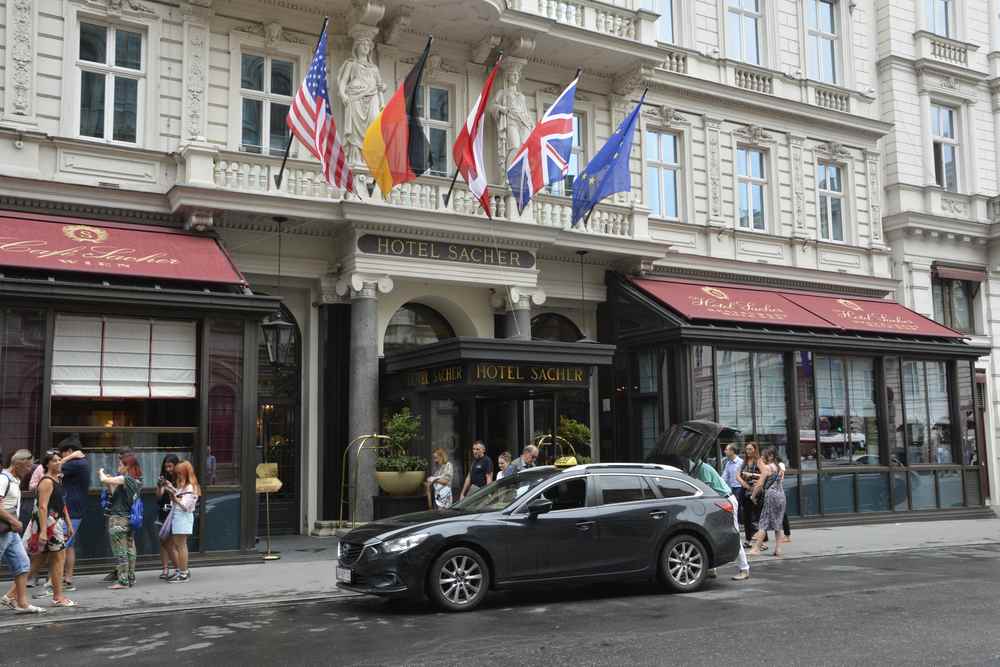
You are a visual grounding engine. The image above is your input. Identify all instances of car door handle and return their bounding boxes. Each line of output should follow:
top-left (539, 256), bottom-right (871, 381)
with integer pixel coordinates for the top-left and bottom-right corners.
top-left (575, 521), bottom-right (595, 531)
top-left (648, 511), bottom-right (667, 520)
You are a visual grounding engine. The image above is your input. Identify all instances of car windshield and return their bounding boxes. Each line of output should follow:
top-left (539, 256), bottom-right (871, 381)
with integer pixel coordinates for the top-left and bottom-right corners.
top-left (451, 468), bottom-right (561, 513)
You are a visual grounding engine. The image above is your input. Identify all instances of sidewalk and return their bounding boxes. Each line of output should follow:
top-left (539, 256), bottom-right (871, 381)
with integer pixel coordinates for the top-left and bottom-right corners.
top-left (5, 517), bottom-right (998, 626)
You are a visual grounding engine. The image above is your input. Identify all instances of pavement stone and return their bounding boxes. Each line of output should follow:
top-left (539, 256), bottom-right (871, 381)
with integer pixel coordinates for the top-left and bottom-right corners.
top-left (3, 516), bottom-right (997, 627)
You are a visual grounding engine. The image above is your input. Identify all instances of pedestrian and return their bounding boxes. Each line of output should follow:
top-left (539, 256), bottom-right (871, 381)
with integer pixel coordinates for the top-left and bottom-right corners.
top-left (57, 436), bottom-right (88, 593)
top-left (722, 444), bottom-right (744, 516)
top-left (777, 458), bottom-right (791, 543)
top-left (24, 461), bottom-right (48, 589)
top-left (100, 452), bottom-right (142, 590)
top-left (165, 461), bottom-right (199, 583)
top-left (504, 445), bottom-right (538, 476)
top-left (738, 442), bottom-right (766, 550)
top-left (23, 450), bottom-right (75, 607)
top-left (748, 448), bottom-right (787, 557)
top-left (496, 451), bottom-right (512, 480)
top-left (155, 454), bottom-right (180, 580)
top-left (424, 449), bottom-right (454, 509)
top-left (460, 441), bottom-right (493, 500)
top-left (0, 450), bottom-right (45, 614)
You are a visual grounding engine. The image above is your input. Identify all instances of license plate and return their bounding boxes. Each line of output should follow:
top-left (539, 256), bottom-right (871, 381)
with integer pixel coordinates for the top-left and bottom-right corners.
top-left (336, 566), bottom-right (352, 584)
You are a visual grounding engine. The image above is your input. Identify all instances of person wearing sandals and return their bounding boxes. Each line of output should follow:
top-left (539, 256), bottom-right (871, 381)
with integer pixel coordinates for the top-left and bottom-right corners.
top-left (164, 461), bottom-right (199, 583)
top-left (1, 450), bottom-right (45, 615)
top-left (155, 455), bottom-right (180, 581)
top-left (748, 448), bottom-right (787, 558)
top-left (100, 453), bottom-right (142, 590)
top-left (24, 451), bottom-right (75, 608)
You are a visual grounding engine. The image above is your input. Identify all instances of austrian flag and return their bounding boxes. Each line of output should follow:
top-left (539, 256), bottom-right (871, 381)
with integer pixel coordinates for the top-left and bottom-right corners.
top-left (452, 55), bottom-right (503, 218)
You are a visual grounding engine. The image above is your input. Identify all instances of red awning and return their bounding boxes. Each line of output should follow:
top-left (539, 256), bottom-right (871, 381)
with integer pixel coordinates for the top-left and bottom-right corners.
top-left (630, 278), bottom-right (964, 338)
top-left (933, 265), bottom-right (987, 283)
top-left (0, 210), bottom-right (245, 285)
top-left (631, 279), bottom-right (838, 329)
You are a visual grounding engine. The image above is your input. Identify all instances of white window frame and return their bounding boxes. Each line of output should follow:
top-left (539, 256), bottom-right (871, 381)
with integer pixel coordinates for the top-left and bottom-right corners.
top-left (725, 0), bottom-right (764, 65)
top-left (816, 160), bottom-right (847, 243)
top-left (926, 0), bottom-right (956, 38)
top-left (735, 145), bottom-right (768, 232)
top-left (61, 6), bottom-right (161, 150)
top-left (805, 0), bottom-right (840, 85)
top-left (237, 52), bottom-right (296, 157)
top-left (415, 83), bottom-right (454, 177)
top-left (644, 129), bottom-right (683, 220)
top-left (642, 0), bottom-right (675, 44)
top-left (227, 31), bottom-right (310, 157)
top-left (931, 102), bottom-right (960, 192)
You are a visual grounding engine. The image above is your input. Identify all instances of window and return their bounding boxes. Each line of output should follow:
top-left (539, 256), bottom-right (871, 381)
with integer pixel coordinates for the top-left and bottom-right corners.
top-left (0, 309), bottom-right (45, 466)
top-left (240, 53), bottom-right (294, 156)
top-left (383, 303), bottom-right (455, 355)
top-left (817, 162), bottom-right (845, 242)
top-left (549, 112), bottom-right (585, 196)
top-left (208, 319), bottom-right (245, 486)
top-left (539, 477), bottom-right (588, 511)
top-left (531, 313), bottom-right (582, 342)
top-left (754, 352), bottom-right (787, 461)
top-left (927, 0), bottom-right (954, 38)
top-left (805, 0), bottom-right (839, 84)
top-left (736, 147), bottom-right (767, 231)
top-left (652, 476), bottom-right (698, 498)
top-left (415, 85), bottom-right (452, 177)
top-left (932, 277), bottom-right (977, 334)
top-left (645, 131), bottom-right (681, 219)
top-left (595, 475), bottom-right (653, 505)
top-left (932, 104), bottom-right (959, 192)
top-left (814, 355), bottom-right (880, 466)
top-left (633, 349), bottom-right (661, 458)
top-left (716, 350), bottom-right (787, 462)
top-left (726, 0), bottom-right (763, 65)
top-left (902, 360), bottom-right (951, 464)
top-left (77, 22), bottom-right (144, 143)
top-left (642, 0), bottom-right (675, 43)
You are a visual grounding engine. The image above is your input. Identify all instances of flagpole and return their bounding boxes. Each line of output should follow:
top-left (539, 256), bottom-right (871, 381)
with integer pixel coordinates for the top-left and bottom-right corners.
top-left (274, 17), bottom-right (329, 190)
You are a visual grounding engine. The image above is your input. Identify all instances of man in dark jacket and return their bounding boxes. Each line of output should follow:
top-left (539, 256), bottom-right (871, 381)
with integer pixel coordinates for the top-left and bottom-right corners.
top-left (58, 436), bottom-right (89, 591)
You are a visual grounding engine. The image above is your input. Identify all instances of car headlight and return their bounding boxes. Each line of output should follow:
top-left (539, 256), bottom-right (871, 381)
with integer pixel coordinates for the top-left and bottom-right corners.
top-left (381, 533), bottom-right (430, 554)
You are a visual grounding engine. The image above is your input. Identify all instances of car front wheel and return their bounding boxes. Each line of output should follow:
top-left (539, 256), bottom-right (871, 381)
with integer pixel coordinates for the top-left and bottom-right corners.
top-left (427, 547), bottom-right (489, 612)
top-left (660, 534), bottom-right (709, 593)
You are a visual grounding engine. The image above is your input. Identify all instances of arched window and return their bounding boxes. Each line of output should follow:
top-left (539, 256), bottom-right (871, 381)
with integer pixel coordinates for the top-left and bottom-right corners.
top-left (384, 303), bottom-right (455, 355)
top-left (531, 313), bottom-right (582, 342)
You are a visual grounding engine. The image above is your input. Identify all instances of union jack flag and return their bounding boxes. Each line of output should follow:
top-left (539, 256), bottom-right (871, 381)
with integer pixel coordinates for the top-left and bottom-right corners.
top-left (286, 21), bottom-right (353, 192)
top-left (506, 75), bottom-right (579, 213)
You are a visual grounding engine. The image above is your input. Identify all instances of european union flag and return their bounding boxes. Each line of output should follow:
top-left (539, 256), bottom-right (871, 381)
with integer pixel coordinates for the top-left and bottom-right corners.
top-left (571, 91), bottom-right (646, 227)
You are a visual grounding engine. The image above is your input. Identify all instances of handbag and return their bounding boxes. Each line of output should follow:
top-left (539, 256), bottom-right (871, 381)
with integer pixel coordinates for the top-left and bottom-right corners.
top-left (158, 507), bottom-right (174, 541)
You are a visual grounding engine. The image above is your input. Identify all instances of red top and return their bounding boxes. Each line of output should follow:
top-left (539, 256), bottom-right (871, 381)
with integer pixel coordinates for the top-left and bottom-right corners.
top-left (0, 210), bottom-right (246, 285)
top-left (631, 278), bottom-right (963, 338)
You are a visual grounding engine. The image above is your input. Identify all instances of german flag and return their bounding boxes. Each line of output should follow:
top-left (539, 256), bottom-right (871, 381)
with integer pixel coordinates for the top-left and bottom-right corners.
top-left (362, 37), bottom-right (432, 197)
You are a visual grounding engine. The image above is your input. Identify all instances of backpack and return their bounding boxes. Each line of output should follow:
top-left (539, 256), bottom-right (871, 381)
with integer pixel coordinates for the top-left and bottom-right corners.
top-left (128, 484), bottom-right (144, 531)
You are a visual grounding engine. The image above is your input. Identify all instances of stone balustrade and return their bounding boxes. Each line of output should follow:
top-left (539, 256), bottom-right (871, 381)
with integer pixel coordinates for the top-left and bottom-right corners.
top-left (929, 36), bottom-right (968, 66)
top-left (735, 67), bottom-right (774, 94)
top-left (815, 86), bottom-right (851, 113)
top-left (213, 154), bottom-right (341, 199)
top-left (515, 0), bottom-right (642, 42)
top-left (662, 48), bottom-right (688, 74)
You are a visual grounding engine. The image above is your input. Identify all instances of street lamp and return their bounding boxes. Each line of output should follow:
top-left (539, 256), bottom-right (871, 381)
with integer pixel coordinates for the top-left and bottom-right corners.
top-left (261, 310), bottom-right (296, 367)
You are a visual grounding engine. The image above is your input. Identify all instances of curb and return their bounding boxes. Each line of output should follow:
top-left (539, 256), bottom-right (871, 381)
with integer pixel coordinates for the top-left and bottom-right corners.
top-left (739, 539), bottom-right (1000, 568)
top-left (4, 589), bottom-right (362, 628)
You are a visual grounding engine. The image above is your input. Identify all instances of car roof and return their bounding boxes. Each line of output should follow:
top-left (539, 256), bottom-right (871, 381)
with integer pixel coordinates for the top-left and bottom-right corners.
top-left (565, 463), bottom-right (682, 473)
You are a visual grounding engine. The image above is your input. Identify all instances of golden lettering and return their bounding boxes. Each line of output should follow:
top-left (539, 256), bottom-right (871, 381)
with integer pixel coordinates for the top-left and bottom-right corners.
top-left (510, 251), bottom-right (520, 266)
top-left (448, 245), bottom-right (459, 261)
top-left (377, 237), bottom-right (390, 254)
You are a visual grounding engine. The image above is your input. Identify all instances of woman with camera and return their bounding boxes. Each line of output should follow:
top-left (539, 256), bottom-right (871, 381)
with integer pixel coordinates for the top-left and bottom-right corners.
top-left (156, 455), bottom-right (180, 580)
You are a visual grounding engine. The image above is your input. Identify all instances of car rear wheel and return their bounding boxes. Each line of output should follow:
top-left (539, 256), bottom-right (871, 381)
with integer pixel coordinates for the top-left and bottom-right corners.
top-left (427, 547), bottom-right (489, 612)
top-left (660, 534), bottom-right (708, 593)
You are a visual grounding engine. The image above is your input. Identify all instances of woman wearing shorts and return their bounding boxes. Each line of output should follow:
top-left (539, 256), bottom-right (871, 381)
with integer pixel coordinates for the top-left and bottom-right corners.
top-left (166, 461), bottom-right (199, 583)
top-left (25, 451), bottom-right (74, 607)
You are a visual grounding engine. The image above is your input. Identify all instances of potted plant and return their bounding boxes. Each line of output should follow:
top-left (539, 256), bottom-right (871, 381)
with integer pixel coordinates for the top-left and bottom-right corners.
top-left (375, 407), bottom-right (428, 496)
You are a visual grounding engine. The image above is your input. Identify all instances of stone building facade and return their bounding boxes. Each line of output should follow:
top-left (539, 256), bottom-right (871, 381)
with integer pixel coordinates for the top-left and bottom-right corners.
top-left (0, 0), bottom-right (994, 542)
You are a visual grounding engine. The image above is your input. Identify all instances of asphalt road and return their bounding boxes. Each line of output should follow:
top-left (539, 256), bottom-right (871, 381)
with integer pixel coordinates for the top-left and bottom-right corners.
top-left (5, 545), bottom-right (1000, 667)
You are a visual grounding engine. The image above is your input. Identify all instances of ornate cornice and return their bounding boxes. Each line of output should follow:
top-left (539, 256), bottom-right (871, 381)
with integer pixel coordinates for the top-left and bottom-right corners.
top-left (649, 264), bottom-right (892, 299)
top-left (0, 196), bottom-right (179, 226)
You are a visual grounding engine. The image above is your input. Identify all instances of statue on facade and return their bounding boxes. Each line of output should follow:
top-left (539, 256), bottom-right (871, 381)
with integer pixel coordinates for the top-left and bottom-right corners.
top-left (337, 29), bottom-right (385, 166)
top-left (489, 63), bottom-right (533, 172)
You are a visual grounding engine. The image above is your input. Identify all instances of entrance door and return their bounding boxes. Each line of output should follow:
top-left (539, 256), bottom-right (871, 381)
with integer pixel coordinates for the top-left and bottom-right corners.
top-left (477, 399), bottom-right (525, 464)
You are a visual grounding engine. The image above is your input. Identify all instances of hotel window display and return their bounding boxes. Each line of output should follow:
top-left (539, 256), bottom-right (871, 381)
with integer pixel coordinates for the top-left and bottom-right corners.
top-left (691, 345), bottom-right (715, 423)
top-left (634, 349), bottom-right (660, 458)
top-left (753, 352), bottom-right (787, 462)
top-left (903, 360), bottom-right (951, 464)
top-left (814, 355), bottom-right (879, 466)
top-left (716, 350), bottom-right (753, 443)
top-left (796, 352), bottom-right (817, 468)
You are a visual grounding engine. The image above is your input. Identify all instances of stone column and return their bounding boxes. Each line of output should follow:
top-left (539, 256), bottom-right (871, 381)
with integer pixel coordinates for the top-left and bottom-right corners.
top-left (337, 273), bottom-right (392, 523)
top-left (504, 288), bottom-right (546, 340)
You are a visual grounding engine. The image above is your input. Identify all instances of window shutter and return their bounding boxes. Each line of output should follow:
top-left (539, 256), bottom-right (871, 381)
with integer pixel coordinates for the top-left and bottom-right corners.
top-left (101, 318), bottom-right (151, 398)
top-left (51, 315), bottom-right (103, 397)
top-left (150, 320), bottom-right (197, 398)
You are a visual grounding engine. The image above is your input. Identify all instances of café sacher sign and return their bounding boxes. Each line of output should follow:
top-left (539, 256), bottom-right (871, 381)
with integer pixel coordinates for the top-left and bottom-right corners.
top-left (0, 215), bottom-right (246, 284)
top-left (404, 362), bottom-right (589, 389)
top-left (358, 234), bottom-right (535, 269)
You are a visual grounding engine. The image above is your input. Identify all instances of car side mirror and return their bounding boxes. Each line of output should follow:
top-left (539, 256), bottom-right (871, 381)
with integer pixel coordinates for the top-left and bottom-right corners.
top-left (527, 497), bottom-right (553, 517)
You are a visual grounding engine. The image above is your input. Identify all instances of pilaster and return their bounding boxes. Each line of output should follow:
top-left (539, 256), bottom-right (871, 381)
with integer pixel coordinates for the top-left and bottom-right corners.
top-left (2, 0), bottom-right (37, 128)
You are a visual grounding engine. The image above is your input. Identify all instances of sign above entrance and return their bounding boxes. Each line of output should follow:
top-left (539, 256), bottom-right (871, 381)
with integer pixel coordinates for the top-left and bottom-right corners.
top-left (404, 362), bottom-right (589, 389)
top-left (0, 210), bottom-right (246, 285)
top-left (358, 234), bottom-right (535, 269)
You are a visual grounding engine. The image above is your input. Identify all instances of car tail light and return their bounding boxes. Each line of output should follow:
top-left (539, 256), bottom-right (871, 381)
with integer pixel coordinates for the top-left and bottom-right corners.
top-left (715, 500), bottom-right (734, 514)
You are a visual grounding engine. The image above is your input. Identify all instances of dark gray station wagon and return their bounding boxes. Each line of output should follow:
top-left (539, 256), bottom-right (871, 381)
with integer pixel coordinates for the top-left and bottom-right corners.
top-left (336, 462), bottom-right (740, 611)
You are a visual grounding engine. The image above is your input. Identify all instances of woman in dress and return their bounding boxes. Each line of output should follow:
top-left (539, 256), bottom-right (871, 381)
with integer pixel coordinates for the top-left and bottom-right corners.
top-left (748, 448), bottom-right (787, 557)
top-left (99, 453), bottom-right (142, 589)
top-left (25, 450), bottom-right (74, 607)
top-left (424, 448), bottom-right (454, 510)
top-left (737, 442), bottom-right (763, 548)
top-left (156, 454), bottom-right (180, 580)
top-left (166, 461), bottom-right (200, 583)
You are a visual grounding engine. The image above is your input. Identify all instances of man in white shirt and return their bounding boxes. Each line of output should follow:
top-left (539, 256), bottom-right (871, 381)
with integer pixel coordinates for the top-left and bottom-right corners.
top-left (1, 450), bottom-right (45, 614)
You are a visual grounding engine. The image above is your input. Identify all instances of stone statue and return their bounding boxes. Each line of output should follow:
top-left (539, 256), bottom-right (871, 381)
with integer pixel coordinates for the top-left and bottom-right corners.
top-left (490, 65), bottom-right (533, 171)
top-left (337, 33), bottom-right (385, 166)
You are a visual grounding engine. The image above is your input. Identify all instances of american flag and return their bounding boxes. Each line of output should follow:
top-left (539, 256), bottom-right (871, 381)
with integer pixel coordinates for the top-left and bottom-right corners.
top-left (286, 22), bottom-right (353, 192)
top-left (506, 74), bottom-right (578, 213)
